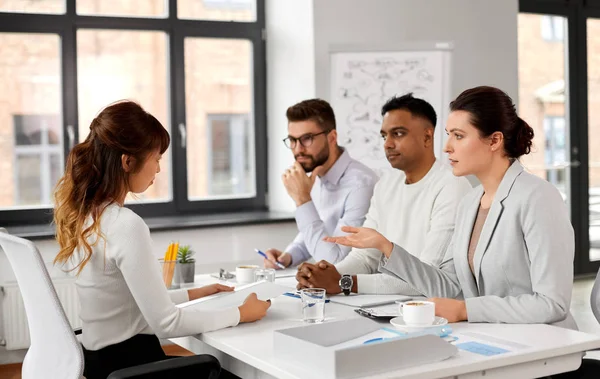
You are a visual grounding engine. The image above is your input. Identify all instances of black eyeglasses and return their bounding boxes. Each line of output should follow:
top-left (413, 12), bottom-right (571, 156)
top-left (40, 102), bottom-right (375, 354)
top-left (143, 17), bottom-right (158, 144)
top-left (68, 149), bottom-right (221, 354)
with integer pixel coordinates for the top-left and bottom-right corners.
top-left (282, 130), bottom-right (330, 149)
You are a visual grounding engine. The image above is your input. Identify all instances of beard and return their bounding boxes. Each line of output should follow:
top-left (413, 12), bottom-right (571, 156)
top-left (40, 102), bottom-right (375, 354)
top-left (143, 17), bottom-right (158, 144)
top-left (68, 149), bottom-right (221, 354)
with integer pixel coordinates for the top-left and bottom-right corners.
top-left (295, 146), bottom-right (330, 173)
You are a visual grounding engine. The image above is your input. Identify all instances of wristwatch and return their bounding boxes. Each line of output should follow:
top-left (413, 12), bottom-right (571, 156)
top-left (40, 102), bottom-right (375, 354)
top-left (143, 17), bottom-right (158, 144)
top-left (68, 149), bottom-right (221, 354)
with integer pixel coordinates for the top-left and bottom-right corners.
top-left (339, 274), bottom-right (353, 296)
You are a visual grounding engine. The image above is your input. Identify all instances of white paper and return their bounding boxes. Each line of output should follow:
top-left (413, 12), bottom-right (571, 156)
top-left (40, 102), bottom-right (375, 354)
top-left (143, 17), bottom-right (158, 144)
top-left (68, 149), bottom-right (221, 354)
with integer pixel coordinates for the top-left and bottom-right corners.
top-left (274, 268), bottom-right (297, 278)
top-left (452, 331), bottom-right (530, 354)
top-left (273, 276), bottom-right (299, 289)
top-left (176, 281), bottom-right (289, 311)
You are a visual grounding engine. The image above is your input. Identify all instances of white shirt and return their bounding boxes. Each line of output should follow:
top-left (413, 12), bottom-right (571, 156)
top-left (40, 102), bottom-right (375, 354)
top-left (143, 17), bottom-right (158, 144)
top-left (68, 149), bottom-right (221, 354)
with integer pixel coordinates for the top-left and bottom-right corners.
top-left (286, 149), bottom-right (378, 265)
top-left (335, 159), bottom-right (472, 294)
top-left (75, 204), bottom-right (240, 350)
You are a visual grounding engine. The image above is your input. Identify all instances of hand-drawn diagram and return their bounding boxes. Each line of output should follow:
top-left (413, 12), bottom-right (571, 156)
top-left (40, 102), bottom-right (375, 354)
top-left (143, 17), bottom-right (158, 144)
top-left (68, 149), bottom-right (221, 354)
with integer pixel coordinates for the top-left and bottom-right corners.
top-left (331, 50), bottom-right (447, 175)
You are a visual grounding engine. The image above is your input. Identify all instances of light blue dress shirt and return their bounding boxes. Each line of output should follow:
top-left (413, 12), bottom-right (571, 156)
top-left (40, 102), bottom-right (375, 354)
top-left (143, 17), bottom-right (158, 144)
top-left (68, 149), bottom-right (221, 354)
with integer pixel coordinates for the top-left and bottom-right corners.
top-left (286, 149), bottom-right (378, 265)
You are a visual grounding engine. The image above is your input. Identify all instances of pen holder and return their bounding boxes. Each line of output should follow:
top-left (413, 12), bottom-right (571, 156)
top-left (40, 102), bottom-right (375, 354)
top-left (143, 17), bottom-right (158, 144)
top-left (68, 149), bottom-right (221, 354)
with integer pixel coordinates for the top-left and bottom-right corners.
top-left (159, 259), bottom-right (178, 289)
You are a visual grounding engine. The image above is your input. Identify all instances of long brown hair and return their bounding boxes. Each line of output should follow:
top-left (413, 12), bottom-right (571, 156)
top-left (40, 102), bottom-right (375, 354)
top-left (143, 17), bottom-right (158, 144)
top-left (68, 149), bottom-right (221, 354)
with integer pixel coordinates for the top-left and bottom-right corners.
top-left (53, 100), bottom-right (170, 274)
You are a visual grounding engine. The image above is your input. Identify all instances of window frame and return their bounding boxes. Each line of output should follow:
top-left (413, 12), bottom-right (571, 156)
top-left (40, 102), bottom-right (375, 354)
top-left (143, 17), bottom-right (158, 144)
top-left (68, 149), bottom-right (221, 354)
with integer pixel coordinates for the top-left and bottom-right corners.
top-left (520, 0), bottom-right (598, 275)
top-left (205, 113), bottom-right (253, 198)
top-left (13, 114), bottom-right (64, 206)
top-left (0, 0), bottom-right (267, 226)
top-left (543, 115), bottom-right (567, 187)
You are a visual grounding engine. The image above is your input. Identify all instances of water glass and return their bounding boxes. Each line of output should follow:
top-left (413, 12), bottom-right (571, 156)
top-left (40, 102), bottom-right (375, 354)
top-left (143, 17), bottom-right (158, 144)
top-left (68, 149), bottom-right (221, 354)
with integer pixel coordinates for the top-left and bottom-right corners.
top-left (254, 268), bottom-right (276, 282)
top-left (300, 288), bottom-right (326, 323)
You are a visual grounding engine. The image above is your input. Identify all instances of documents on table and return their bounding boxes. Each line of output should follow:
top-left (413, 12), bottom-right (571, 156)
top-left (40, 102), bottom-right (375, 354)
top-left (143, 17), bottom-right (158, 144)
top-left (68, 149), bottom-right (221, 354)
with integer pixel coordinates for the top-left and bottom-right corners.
top-left (176, 281), bottom-right (289, 310)
top-left (452, 331), bottom-right (530, 356)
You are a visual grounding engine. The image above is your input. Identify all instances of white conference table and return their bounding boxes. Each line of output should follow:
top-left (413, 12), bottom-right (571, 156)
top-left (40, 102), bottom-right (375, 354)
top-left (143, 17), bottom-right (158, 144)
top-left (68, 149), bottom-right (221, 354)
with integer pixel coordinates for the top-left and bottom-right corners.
top-left (170, 274), bottom-right (600, 379)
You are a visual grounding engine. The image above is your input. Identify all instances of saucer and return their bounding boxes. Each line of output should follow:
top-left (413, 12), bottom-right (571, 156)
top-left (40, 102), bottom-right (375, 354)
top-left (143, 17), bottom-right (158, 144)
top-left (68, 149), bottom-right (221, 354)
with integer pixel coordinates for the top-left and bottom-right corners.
top-left (389, 316), bottom-right (448, 331)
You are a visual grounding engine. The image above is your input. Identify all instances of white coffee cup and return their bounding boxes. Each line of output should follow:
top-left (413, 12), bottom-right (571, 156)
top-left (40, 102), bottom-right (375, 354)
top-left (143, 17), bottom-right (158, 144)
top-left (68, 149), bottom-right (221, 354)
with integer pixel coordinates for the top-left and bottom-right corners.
top-left (398, 300), bottom-right (435, 326)
top-left (236, 265), bottom-right (259, 284)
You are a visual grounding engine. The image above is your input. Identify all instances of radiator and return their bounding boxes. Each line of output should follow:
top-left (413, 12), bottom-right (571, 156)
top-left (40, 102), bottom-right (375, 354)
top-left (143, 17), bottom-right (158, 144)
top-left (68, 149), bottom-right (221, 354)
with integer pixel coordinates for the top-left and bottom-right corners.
top-left (1, 277), bottom-right (81, 350)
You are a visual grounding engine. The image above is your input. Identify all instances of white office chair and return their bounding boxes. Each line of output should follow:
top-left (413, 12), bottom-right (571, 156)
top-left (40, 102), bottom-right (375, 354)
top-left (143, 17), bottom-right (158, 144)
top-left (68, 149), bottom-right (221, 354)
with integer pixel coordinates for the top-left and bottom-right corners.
top-left (0, 228), bottom-right (83, 379)
top-left (0, 229), bottom-right (220, 379)
top-left (592, 269), bottom-right (600, 325)
top-left (558, 269), bottom-right (600, 378)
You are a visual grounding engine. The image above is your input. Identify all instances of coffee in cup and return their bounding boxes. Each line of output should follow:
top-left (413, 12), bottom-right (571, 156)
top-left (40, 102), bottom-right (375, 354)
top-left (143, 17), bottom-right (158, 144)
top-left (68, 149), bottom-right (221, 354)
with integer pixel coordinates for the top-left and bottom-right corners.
top-left (398, 300), bottom-right (435, 326)
top-left (236, 265), bottom-right (259, 284)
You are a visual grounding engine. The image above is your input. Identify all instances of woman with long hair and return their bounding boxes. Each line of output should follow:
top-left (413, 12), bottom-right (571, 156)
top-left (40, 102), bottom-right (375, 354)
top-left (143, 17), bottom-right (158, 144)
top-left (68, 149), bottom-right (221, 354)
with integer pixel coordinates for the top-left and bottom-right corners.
top-left (54, 100), bottom-right (270, 379)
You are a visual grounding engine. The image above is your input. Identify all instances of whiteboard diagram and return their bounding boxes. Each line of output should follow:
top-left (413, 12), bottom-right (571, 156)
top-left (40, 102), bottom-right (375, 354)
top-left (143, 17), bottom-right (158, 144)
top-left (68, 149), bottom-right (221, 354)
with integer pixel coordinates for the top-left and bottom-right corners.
top-left (330, 48), bottom-right (451, 175)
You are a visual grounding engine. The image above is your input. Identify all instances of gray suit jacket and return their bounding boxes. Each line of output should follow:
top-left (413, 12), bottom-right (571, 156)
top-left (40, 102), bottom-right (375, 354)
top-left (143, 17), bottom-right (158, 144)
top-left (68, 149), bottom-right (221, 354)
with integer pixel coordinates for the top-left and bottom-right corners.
top-left (380, 160), bottom-right (577, 329)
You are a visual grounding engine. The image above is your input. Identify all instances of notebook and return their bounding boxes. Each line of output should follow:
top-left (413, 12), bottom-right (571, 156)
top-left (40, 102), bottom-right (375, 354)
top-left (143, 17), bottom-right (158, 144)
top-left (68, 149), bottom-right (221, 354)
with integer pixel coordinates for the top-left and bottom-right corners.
top-left (176, 281), bottom-right (289, 311)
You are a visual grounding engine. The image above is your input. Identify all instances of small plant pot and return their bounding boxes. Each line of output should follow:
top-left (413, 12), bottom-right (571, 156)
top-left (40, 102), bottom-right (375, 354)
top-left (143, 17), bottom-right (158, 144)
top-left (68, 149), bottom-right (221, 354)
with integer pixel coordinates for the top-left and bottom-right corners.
top-left (176, 262), bottom-right (196, 284)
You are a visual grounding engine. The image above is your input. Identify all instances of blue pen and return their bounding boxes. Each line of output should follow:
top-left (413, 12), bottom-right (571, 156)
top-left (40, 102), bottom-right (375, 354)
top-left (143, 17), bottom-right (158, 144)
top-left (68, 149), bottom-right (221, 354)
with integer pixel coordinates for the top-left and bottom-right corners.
top-left (255, 248), bottom-right (286, 269)
top-left (363, 337), bottom-right (386, 345)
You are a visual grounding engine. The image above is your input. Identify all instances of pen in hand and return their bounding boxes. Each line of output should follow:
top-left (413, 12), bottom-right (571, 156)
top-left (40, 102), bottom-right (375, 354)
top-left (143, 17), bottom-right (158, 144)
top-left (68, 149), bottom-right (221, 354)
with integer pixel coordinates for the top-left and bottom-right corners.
top-left (255, 249), bottom-right (286, 269)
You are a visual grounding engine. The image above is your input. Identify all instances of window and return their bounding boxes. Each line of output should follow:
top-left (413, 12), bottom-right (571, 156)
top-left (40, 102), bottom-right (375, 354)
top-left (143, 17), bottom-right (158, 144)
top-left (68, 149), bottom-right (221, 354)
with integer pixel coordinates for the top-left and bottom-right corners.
top-left (178, 0), bottom-right (256, 21)
top-left (203, 0), bottom-right (254, 10)
top-left (205, 114), bottom-right (253, 197)
top-left (183, 37), bottom-right (255, 201)
top-left (13, 115), bottom-right (63, 206)
top-left (543, 116), bottom-right (567, 189)
top-left (0, 33), bottom-right (62, 212)
top-left (77, 29), bottom-right (171, 203)
top-left (541, 15), bottom-right (564, 41)
top-left (76, 0), bottom-right (166, 17)
top-left (0, 0), bottom-right (266, 226)
top-left (0, 0), bottom-right (64, 14)
top-left (518, 13), bottom-right (568, 201)
top-left (520, 0), bottom-right (600, 273)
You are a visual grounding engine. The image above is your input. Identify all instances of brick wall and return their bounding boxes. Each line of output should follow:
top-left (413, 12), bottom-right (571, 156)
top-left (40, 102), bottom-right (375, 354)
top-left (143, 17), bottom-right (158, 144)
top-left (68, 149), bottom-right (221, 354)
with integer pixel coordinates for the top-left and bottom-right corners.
top-left (518, 14), bottom-right (600, 190)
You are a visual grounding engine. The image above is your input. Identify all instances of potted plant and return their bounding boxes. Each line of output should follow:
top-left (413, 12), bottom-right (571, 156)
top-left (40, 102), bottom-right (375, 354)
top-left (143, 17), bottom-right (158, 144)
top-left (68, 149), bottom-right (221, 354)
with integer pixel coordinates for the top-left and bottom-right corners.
top-left (176, 245), bottom-right (196, 284)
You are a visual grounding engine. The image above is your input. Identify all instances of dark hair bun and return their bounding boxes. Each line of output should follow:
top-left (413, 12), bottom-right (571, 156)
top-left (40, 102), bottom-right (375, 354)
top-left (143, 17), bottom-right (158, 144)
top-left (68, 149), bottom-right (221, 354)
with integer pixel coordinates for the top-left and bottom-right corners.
top-left (508, 117), bottom-right (534, 157)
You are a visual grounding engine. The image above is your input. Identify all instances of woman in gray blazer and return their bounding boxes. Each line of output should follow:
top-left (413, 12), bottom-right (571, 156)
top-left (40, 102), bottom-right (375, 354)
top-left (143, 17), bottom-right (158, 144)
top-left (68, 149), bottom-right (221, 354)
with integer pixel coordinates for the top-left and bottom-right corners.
top-left (325, 86), bottom-right (576, 329)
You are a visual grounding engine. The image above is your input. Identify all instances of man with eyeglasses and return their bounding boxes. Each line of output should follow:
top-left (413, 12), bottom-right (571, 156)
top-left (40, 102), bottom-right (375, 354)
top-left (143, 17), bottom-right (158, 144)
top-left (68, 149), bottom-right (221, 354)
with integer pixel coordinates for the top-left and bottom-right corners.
top-left (263, 99), bottom-right (378, 269)
top-left (295, 94), bottom-right (472, 296)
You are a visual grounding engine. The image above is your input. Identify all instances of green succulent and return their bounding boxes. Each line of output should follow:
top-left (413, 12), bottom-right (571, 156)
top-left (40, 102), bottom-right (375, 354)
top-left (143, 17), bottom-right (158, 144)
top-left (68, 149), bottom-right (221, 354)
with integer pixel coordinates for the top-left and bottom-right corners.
top-left (177, 245), bottom-right (196, 264)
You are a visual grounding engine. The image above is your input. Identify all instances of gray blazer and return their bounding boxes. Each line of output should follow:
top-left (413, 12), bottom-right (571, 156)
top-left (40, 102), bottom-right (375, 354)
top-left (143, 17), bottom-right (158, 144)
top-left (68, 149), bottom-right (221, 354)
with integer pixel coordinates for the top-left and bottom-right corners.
top-left (380, 160), bottom-right (577, 329)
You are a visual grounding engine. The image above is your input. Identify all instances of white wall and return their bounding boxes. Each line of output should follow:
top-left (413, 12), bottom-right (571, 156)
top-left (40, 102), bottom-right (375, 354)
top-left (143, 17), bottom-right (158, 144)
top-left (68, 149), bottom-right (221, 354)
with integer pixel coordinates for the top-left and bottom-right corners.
top-left (313, 0), bottom-right (519, 111)
top-left (266, 0), bottom-right (316, 212)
